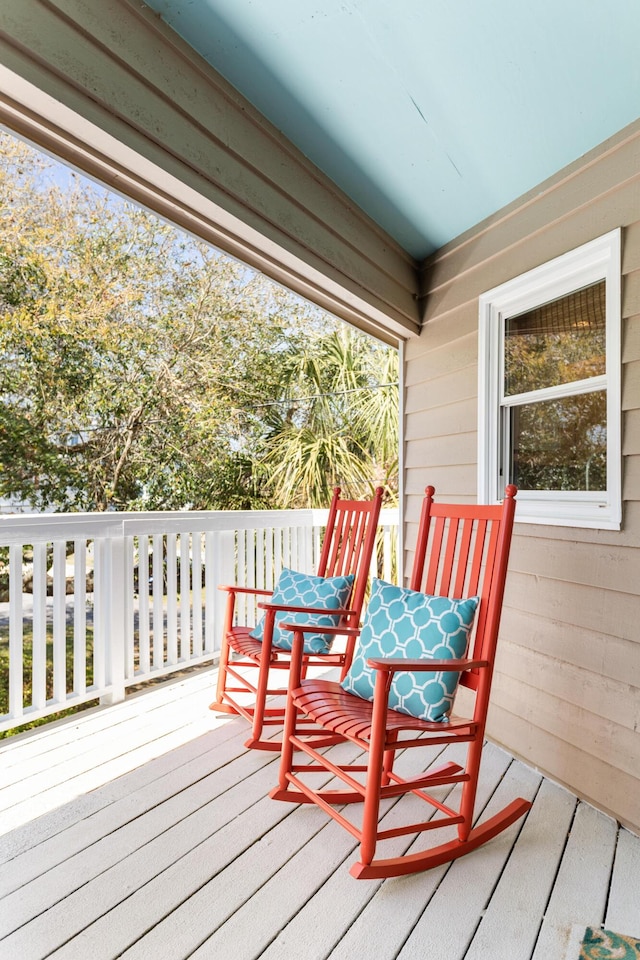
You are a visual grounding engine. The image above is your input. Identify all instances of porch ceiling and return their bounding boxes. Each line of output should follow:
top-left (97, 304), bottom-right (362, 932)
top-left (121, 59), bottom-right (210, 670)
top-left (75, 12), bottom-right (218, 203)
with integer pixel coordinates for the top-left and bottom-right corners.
top-left (144, 0), bottom-right (640, 259)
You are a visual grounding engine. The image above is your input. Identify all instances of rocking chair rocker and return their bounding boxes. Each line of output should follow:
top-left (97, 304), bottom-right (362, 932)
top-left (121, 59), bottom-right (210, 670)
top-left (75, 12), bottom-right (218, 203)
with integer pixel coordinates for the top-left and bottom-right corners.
top-left (270, 485), bottom-right (531, 878)
top-left (210, 487), bottom-right (383, 751)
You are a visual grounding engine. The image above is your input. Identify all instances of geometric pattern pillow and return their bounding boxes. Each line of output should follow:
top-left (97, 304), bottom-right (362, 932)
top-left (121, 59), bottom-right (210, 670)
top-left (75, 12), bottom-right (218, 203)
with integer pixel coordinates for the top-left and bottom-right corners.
top-left (249, 568), bottom-right (354, 654)
top-left (341, 578), bottom-right (479, 722)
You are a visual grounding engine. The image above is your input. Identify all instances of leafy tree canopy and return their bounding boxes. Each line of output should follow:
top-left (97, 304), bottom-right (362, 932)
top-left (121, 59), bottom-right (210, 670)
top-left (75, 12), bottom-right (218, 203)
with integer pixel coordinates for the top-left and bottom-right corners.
top-left (0, 133), bottom-right (398, 511)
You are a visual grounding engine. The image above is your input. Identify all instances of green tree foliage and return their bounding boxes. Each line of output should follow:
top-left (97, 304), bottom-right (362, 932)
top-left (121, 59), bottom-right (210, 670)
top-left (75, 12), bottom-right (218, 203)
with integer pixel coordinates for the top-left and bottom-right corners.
top-left (0, 133), bottom-right (398, 511)
top-left (263, 328), bottom-right (398, 506)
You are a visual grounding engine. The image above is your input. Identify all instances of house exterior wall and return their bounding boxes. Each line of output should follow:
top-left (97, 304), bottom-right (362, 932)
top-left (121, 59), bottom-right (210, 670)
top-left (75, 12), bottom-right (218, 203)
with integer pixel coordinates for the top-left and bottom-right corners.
top-left (405, 119), bottom-right (640, 833)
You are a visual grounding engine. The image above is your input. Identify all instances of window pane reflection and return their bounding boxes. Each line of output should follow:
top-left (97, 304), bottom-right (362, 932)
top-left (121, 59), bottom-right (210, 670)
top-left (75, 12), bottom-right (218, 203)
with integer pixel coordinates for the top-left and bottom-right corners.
top-left (508, 391), bottom-right (607, 491)
top-left (504, 281), bottom-right (606, 397)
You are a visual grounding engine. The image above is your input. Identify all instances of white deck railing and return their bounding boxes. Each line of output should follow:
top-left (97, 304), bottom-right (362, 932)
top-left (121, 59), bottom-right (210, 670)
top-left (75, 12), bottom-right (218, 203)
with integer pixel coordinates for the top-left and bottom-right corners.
top-left (0, 508), bottom-right (398, 733)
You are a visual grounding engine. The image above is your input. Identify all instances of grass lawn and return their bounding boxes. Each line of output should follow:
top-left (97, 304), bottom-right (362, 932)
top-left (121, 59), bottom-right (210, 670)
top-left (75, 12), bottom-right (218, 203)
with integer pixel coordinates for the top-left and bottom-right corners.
top-left (0, 623), bottom-right (96, 739)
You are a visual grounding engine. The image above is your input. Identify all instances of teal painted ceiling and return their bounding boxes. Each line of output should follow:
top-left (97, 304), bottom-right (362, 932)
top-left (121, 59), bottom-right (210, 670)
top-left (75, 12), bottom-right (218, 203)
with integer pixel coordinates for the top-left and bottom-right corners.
top-left (144, 0), bottom-right (640, 259)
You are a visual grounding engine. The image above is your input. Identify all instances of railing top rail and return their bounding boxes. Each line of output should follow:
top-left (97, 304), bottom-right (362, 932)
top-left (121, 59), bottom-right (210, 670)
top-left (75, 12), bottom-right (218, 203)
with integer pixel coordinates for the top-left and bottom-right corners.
top-left (0, 507), bottom-right (399, 544)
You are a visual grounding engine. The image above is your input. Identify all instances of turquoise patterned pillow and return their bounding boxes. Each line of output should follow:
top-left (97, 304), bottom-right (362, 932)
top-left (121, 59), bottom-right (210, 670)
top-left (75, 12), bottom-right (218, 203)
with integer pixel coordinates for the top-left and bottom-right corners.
top-left (341, 579), bottom-right (479, 722)
top-left (249, 568), bottom-right (354, 654)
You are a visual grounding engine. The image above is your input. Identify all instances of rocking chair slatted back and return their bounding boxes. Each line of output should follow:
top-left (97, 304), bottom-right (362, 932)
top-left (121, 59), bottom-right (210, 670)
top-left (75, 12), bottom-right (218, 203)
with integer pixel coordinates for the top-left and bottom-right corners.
top-left (409, 485), bottom-right (516, 692)
top-left (319, 498), bottom-right (381, 626)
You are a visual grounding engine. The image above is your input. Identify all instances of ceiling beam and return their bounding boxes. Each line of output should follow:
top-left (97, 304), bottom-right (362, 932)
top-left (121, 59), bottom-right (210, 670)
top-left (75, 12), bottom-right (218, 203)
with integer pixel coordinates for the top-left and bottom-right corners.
top-left (0, 0), bottom-right (421, 343)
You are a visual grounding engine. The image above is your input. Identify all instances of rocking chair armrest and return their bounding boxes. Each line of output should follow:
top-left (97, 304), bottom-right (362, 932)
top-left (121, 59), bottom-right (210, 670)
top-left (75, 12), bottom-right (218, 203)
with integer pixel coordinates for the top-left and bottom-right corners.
top-left (284, 624), bottom-right (361, 692)
top-left (366, 657), bottom-right (489, 674)
top-left (218, 584), bottom-right (272, 597)
top-left (280, 622), bottom-right (361, 638)
top-left (258, 601), bottom-right (357, 619)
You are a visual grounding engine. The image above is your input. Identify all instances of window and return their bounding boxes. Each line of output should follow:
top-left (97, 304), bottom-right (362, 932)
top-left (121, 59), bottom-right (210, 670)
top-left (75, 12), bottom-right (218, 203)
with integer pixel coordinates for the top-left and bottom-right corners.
top-left (478, 230), bottom-right (621, 529)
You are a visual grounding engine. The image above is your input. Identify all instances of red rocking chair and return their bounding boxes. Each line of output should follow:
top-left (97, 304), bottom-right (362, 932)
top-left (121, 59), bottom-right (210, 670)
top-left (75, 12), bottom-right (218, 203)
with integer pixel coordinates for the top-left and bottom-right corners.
top-left (210, 487), bottom-right (384, 751)
top-left (270, 485), bottom-right (531, 877)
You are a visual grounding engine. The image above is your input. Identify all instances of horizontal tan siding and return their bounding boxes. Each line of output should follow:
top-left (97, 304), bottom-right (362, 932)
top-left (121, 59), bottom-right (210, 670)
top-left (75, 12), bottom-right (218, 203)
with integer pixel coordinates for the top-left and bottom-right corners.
top-left (624, 315), bottom-right (640, 362)
top-left (0, 0), bottom-right (418, 343)
top-left (624, 409), bottom-right (640, 453)
top-left (623, 360), bottom-right (640, 411)
top-left (404, 365), bottom-right (477, 416)
top-left (405, 331), bottom-right (478, 386)
top-left (502, 607), bottom-right (640, 689)
top-left (489, 703), bottom-right (640, 831)
top-left (405, 118), bottom-right (640, 832)
top-left (405, 398), bottom-right (477, 445)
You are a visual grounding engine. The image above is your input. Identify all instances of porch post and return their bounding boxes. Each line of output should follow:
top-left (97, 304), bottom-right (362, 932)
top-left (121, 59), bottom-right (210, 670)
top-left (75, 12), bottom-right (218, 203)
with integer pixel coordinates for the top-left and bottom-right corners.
top-left (99, 534), bottom-right (127, 705)
top-left (206, 530), bottom-right (235, 658)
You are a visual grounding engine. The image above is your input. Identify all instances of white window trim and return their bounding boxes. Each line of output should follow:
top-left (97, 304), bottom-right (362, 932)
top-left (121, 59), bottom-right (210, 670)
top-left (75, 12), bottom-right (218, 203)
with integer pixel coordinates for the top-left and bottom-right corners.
top-left (478, 229), bottom-right (621, 529)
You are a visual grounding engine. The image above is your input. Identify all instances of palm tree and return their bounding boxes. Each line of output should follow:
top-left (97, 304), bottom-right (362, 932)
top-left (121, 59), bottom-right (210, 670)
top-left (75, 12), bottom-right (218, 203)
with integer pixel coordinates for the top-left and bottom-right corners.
top-left (263, 328), bottom-right (398, 507)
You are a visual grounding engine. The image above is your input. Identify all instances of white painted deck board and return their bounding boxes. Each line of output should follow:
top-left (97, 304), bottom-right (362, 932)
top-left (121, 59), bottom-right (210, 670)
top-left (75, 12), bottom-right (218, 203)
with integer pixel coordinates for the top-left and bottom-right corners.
top-left (0, 725), bottom-right (245, 895)
top-left (0, 733), bottom-right (277, 931)
top-left (215, 745), bottom-right (458, 960)
top-left (0, 715), bottom-right (233, 863)
top-left (324, 743), bottom-right (515, 960)
top-left (397, 761), bottom-right (542, 960)
top-left (532, 802), bottom-right (618, 960)
top-left (1, 668), bottom-right (639, 960)
top-left (0, 671), bottom-right (222, 826)
top-left (606, 827), bottom-right (640, 939)
top-left (0, 670), bottom-right (215, 768)
top-left (463, 778), bottom-right (577, 960)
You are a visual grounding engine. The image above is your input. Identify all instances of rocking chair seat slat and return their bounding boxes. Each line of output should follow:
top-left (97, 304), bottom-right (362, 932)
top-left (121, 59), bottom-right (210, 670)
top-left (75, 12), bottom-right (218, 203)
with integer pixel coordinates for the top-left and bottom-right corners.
top-left (228, 629), bottom-right (356, 667)
top-left (291, 678), bottom-right (478, 741)
top-left (227, 629), bottom-right (265, 659)
top-left (227, 629), bottom-right (298, 663)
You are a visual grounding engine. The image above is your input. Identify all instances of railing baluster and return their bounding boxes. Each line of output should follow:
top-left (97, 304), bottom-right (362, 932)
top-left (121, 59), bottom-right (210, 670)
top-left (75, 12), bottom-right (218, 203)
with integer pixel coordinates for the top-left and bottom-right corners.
top-left (192, 532), bottom-right (203, 657)
top-left (166, 533), bottom-right (178, 666)
top-left (255, 528), bottom-right (261, 587)
top-left (264, 526), bottom-right (273, 592)
top-left (152, 534), bottom-right (164, 670)
top-left (180, 532), bottom-right (191, 662)
top-left (313, 522), bottom-right (322, 571)
top-left (273, 527), bottom-right (282, 592)
top-left (205, 530), bottom-right (223, 655)
top-left (52, 540), bottom-right (67, 704)
top-left (93, 538), bottom-right (106, 693)
top-left (247, 528), bottom-right (256, 625)
top-left (124, 536), bottom-right (135, 682)
top-left (237, 530), bottom-right (247, 625)
top-left (8, 544), bottom-right (24, 720)
top-left (31, 542), bottom-right (47, 711)
top-left (381, 524), bottom-right (394, 583)
top-left (73, 538), bottom-right (87, 697)
top-left (301, 521), bottom-right (313, 574)
top-left (103, 535), bottom-right (126, 705)
top-left (137, 535), bottom-right (150, 676)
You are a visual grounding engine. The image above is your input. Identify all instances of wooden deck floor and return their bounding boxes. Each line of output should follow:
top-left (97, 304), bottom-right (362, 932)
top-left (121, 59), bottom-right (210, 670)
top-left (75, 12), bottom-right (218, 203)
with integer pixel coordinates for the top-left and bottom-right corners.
top-left (1, 668), bottom-right (639, 960)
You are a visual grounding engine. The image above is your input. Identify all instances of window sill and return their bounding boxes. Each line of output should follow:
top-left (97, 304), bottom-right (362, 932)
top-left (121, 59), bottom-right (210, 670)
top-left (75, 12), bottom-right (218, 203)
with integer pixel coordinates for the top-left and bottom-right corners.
top-left (506, 494), bottom-right (621, 530)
